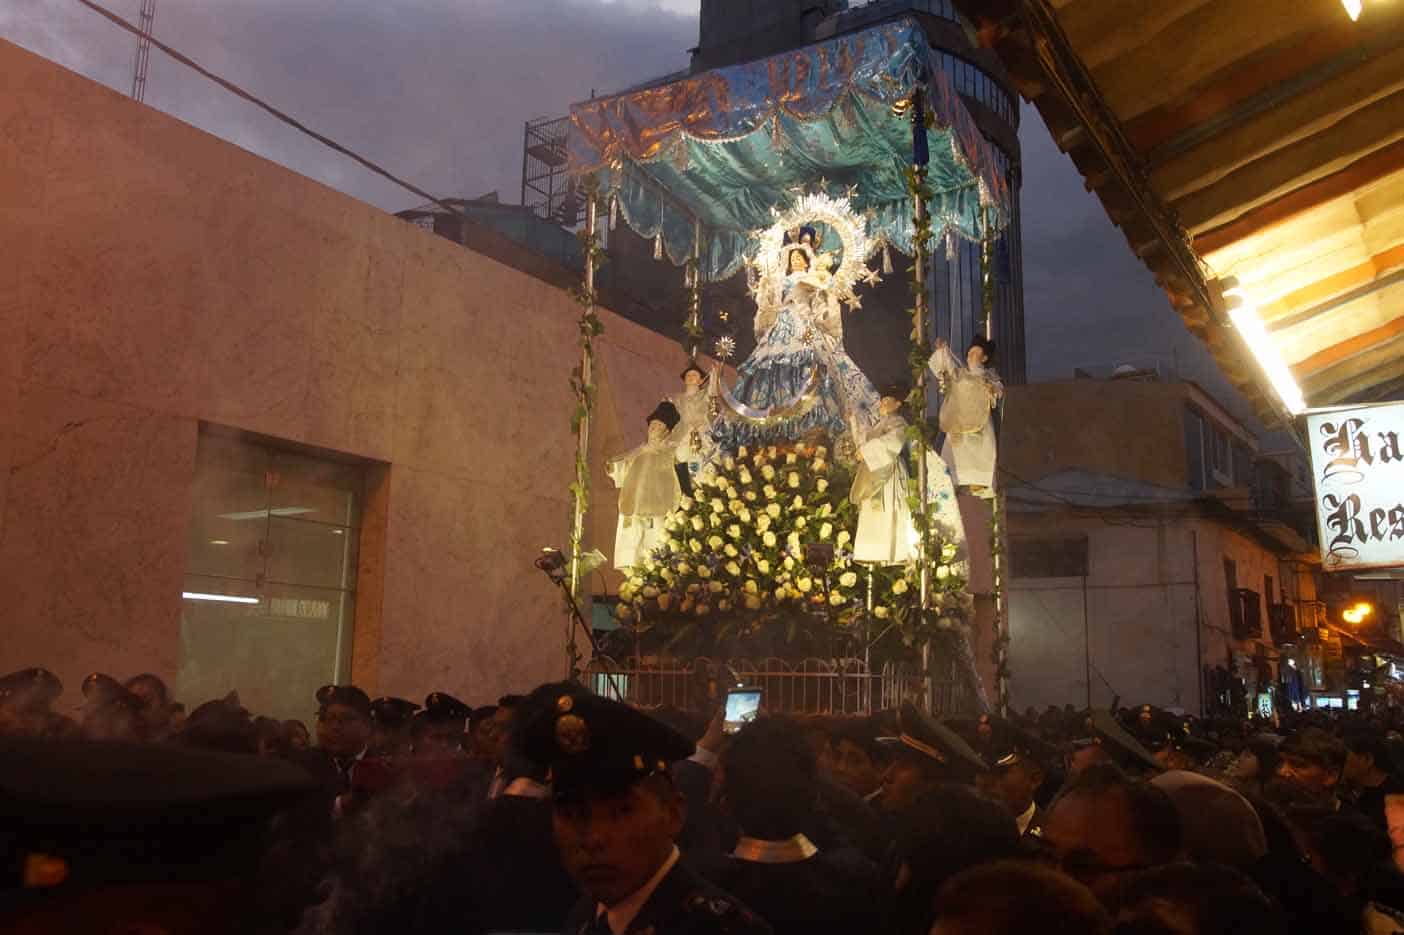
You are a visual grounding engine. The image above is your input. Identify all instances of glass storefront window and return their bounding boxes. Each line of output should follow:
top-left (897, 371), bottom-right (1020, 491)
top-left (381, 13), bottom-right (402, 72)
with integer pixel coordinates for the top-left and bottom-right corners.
top-left (178, 431), bottom-right (364, 725)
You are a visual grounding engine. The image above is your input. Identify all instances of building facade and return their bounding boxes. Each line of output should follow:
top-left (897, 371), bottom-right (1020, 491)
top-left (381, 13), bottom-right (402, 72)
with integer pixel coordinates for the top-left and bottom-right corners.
top-left (1000, 375), bottom-right (1330, 715)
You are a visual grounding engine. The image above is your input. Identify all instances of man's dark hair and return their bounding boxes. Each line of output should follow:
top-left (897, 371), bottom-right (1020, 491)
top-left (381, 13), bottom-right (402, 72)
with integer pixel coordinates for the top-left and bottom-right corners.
top-left (721, 718), bottom-right (818, 840)
top-left (470, 705), bottom-right (498, 730)
top-left (1343, 728), bottom-right (1396, 772)
top-left (1054, 763), bottom-right (1182, 865)
top-left (1119, 863), bottom-right (1284, 935)
top-left (934, 860), bottom-right (1110, 935)
top-left (1280, 727), bottom-right (1347, 773)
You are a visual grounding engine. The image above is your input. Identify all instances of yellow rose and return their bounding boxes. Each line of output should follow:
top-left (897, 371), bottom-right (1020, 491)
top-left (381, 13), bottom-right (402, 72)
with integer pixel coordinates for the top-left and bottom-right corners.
top-left (783, 556), bottom-right (796, 570)
top-left (708, 535), bottom-right (723, 550)
top-left (765, 503), bottom-right (781, 519)
top-left (795, 517), bottom-right (807, 530)
top-left (836, 530), bottom-right (851, 546)
top-left (816, 445), bottom-right (828, 458)
top-left (787, 531), bottom-right (801, 551)
top-left (744, 579), bottom-right (759, 595)
top-left (710, 498), bottom-right (724, 513)
top-left (691, 516), bottom-right (705, 531)
top-left (813, 459), bottom-right (827, 473)
top-left (739, 468), bottom-right (753, 484)
top-left (677, 562), bottom-right (691, 575)
top-left (797, 577), bottom-right (813, 593)
top-left (892, 578), bottom-right (909, 595)
top-left (874, 605), bottom-right (890, 619)
top-left (791, 495), bottom-right (804, 510)
top-left (724, 456), bottom-right (736, 470)
top-left (726, 487), bottom-right (739, 500)
top-left (697, 565), bottom-right (712, 578)
top-left (819, 503), bottom-right (832, 517)
top-left (829, 591), bottom-right (844, 606)
top-left (756, 514), bottom-right (771, 533)
top-left (668, 538), bottom-right (682, 551)
top-left (819, 522), bottom-right (833, 540)
top-left (788, 471), bottom-right (800, 488)
top-left (709, 515), bottom-right (722, 528)
top-left (738, 508), bottom-right (752, 523)
top-left (775, 587), bottom-right (788, 601)
top-left (936, 564), bottom-right (950, 580)
top-left (744, 594), bottom-right (763, 610)
top-left (761, 465), bottom-right (776, 481)
top-left (708, 580), bottom-right (724, 593)
top-left (816, 478), bottom-right (829, 493)
top-left (763, 484), bottom-right (777, 499)
top-left (642, 585), bottom-right (660, 599)
top-left (727, 524), bottom-right (742, 539)
top-left (689, 539), bottom-right (703, 553)
top-left (643, 557), bottom-right (657, 570)
top-left (839, 571), bottom-right (858, 588)
top-left (725, 543), bottom-right (739, 558)
top-left (725, 561), bottom-right (742, 577)
top-left (762, 531), bottom-right (778, 548)
top-left (738, 446), bottom-right (749, 458)
top-left (728, 499), bottom-right (743, 513)
top-left (756, 558), bottom-right (771, 575)
top-left (679, 496), bottom-right (694, 511)
top-left (745, 491), bottom-right (757, 502)
top-left (942, 542), bottom-right (958, 561)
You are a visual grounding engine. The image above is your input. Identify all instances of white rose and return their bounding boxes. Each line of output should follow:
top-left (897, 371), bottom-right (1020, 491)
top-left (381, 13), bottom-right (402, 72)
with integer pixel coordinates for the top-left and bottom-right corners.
top-left (709, 580), bottom-right (724, 593)
top-left (819, 522), bottom-right (833, 540)
top-left (766, 503), bottom-right (781, 518)
top-left (936, 564), bottom-right (951, 580)
top-left (829, 591), bottom-right (844, 606)
top-left (708, 535), bottom-right (723, 549)
top-left (697, 565), bottom-right (712, 578)
top-left (797, 577), bottom-right (813, 593)
top-left (791, 495), bottom-right (804, 510)
top-left (762, 531), bottom-right (778, 548)
top-left (816, 478), bottom-right (829, 493)
top-left (761, 465), bottom-right (776, 481)
top-left (691, 516), bottom-right (705, 531)
top-left (756, 558), bottom-right (771, 575)
top-left (874, 605), bottom-right (890, 619)
top-left (836, 530), bottom-right (851, 546)
top-left (727, 524), bottom-right (742, 539)
top-left (725, 543), bottom-right (739, 558)
top-left (763, 484), bottom-right (778, 499)
top-left (739, 468), bottom-right (753, 484)
top-left (795, 516), bottom-right (807, 530)
top-left (725, 561), bottom-right (742, 577)
top-left (892, 578), bottom-right (909, 595)
top-left (787, 472), bottom-right (800, 488)
top-left (744, 579), bottom-right (759, 595)
top-left (839, 571), bottom-right (858, 588)
top-left (689, 539), bottom-right (703, 553)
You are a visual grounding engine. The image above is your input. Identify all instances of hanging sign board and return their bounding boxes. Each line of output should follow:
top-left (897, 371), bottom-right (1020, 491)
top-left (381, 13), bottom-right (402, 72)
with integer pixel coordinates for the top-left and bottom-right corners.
top-left (1306, 401), bottom-right (1404, 571)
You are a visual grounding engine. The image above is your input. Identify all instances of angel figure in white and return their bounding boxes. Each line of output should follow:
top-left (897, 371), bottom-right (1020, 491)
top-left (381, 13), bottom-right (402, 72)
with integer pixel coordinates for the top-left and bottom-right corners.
top-left (928, 336), bottom-right (1003, 497)
top-left (851, 383), bottom-right (966, 564)
top-left (607, 401), bottom-right (683, 570)
top-left (668, 360), bottom-right (718, 493)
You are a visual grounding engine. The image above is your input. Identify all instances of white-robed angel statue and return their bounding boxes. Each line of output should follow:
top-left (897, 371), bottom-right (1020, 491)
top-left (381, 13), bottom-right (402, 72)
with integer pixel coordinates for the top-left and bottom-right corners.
top-left (607, 401), bottom-right (683, 570)
top-left (715, 221), bottom-right (880, 448)
top-left (850, 383), bottom-right (966, 564)
top-left (928, 336), bottom-right (1003, 497)
top-left (668, 360), bottom-right (718, 492)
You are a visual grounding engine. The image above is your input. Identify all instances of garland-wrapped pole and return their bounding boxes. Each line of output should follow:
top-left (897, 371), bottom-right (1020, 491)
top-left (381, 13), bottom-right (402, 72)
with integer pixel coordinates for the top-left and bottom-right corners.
top-left (907, 90), bottom-right (934, 712)
top-left (685, 218), bottom-right (704, 357)
top-left (981, 207), bottom-right (1011, 715)
top-left (567, 181), bottom-right (603, 677)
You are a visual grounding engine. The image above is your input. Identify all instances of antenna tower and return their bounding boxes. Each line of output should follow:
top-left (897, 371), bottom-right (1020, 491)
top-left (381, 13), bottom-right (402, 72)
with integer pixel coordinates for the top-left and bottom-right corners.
top-left (130, 0), bottom-right (157, 102)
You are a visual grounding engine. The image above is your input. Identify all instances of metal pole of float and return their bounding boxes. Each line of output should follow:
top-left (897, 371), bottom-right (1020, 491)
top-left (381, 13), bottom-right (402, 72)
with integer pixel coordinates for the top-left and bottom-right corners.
top-left (911, 91), bottom-right (933, 713)
top-left (981, 207), bottom-right (1009, 716)
top-left (567, 191), bottom-right (600, 676)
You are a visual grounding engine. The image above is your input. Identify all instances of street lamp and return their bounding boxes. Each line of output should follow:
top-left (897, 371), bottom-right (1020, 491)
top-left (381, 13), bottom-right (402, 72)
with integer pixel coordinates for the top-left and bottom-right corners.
top-left (1343, 601), bottom-right (1374, 625)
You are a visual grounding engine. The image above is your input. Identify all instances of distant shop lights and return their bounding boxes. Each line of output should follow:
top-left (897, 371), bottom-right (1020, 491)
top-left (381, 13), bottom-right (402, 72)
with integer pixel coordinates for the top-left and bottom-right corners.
top-left (1342, 601), bottom-right (1375, 625)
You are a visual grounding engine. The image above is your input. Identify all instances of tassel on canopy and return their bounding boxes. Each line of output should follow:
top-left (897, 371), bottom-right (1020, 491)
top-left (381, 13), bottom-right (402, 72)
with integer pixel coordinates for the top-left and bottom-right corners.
top-left (882, 242), bottom-right (893, 275)
top-left (654, 231), bottom-right (664, 260)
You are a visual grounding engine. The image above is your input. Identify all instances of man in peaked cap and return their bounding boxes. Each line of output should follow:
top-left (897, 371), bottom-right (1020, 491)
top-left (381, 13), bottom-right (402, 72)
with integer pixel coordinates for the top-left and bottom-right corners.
top-left (0, 736), bottom-right (318, 934)
top-left (875, 703), bottom-right (989, 815)
top-left (367, 696), bottom-right (420, 757)
top-left (0, 668), bottom-right (64, 737)
top-left (1067, 709), bottom-right (1162, 779)
top-left (314, 684), bottom-right (372, 791)
top-left (975, 720), bottom-right (1054, 839)
top-left (80, 673), bottom-right (145, 742)
top-left (520, 690), bottom-right (771, 935)
top-left (412, 692), bottom-right (473, 758)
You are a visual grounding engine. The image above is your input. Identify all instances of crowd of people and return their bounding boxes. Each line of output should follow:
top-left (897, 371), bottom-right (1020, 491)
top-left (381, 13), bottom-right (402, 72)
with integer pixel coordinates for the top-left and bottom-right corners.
top-left (5, 664), bottom-right (1404, 935)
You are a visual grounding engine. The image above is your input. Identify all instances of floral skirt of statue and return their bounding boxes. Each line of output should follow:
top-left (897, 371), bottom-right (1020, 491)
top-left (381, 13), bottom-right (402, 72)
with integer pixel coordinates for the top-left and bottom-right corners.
top-left (714, 307), bottom-right (879, 450)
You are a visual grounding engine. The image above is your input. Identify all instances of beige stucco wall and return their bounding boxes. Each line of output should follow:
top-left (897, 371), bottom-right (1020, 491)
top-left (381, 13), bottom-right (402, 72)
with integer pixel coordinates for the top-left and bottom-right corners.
top-left (0, 40), bottom-right (691, 714)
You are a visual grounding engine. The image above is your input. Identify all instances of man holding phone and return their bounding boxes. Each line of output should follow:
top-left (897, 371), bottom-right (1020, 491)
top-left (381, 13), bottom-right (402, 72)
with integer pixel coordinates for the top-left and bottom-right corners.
top-left (724, 688), bottom-right (763, 734)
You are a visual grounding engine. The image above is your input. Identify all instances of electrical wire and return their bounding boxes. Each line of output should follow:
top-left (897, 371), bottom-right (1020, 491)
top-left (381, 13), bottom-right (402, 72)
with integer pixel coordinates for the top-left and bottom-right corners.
top-left (71, 0), bottom-right (471, 223)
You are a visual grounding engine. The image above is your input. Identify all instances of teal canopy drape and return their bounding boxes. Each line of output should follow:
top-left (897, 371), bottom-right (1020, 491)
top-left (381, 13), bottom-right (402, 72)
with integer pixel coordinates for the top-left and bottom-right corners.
top-left (568, 17), bottom-right (1012, 281)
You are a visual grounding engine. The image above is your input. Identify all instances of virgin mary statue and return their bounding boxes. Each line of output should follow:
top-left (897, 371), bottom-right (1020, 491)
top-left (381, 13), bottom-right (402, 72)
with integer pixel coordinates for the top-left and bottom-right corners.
top-left (715, 226), bottom-right (879, 448)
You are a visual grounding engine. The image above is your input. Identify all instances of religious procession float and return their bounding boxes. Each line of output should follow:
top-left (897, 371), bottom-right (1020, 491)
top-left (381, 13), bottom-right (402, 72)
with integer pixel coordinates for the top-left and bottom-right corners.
top-left (559, 18), bottom-right (1013, 715)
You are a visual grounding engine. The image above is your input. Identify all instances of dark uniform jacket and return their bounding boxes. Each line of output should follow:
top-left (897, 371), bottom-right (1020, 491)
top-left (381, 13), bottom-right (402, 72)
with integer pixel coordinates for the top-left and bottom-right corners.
top-left (564, 858), bottom-right (771, 935)
top-left (696, 847), bottom-right (886, 935)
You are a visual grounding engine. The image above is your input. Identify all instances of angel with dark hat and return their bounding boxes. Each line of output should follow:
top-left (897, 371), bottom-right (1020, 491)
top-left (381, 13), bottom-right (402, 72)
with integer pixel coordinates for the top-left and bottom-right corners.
top-left (928, 334), bottom-right (1003, 497)
top-left (607, 400), bottom-right (684, 570)
top-left (849, 381), bottom-right (965, 564)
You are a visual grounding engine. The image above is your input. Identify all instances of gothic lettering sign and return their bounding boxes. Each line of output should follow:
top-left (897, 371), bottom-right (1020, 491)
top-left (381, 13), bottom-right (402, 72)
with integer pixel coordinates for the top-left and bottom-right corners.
top-left (1306, 402), bottom-right (1404, 571)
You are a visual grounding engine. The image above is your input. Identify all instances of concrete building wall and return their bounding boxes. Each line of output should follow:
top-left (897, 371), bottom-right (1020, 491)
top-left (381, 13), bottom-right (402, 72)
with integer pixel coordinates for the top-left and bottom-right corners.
top-left (1002, 381), bottom-right (1191, 489)
top-left (0, 41), bottom-right (689, 719)
top-left (1008, 512), bottom-right (1202, 713)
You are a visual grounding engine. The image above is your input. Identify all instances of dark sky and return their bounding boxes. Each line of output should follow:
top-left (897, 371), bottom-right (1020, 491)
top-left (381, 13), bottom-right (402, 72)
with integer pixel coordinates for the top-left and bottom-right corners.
top-left (2, 0), bottom-right (1263, 430)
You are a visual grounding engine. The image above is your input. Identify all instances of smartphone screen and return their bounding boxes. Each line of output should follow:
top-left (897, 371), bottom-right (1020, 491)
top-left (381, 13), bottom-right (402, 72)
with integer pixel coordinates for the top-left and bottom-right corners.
top-left (724, 689), bottom-right (762, 733)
